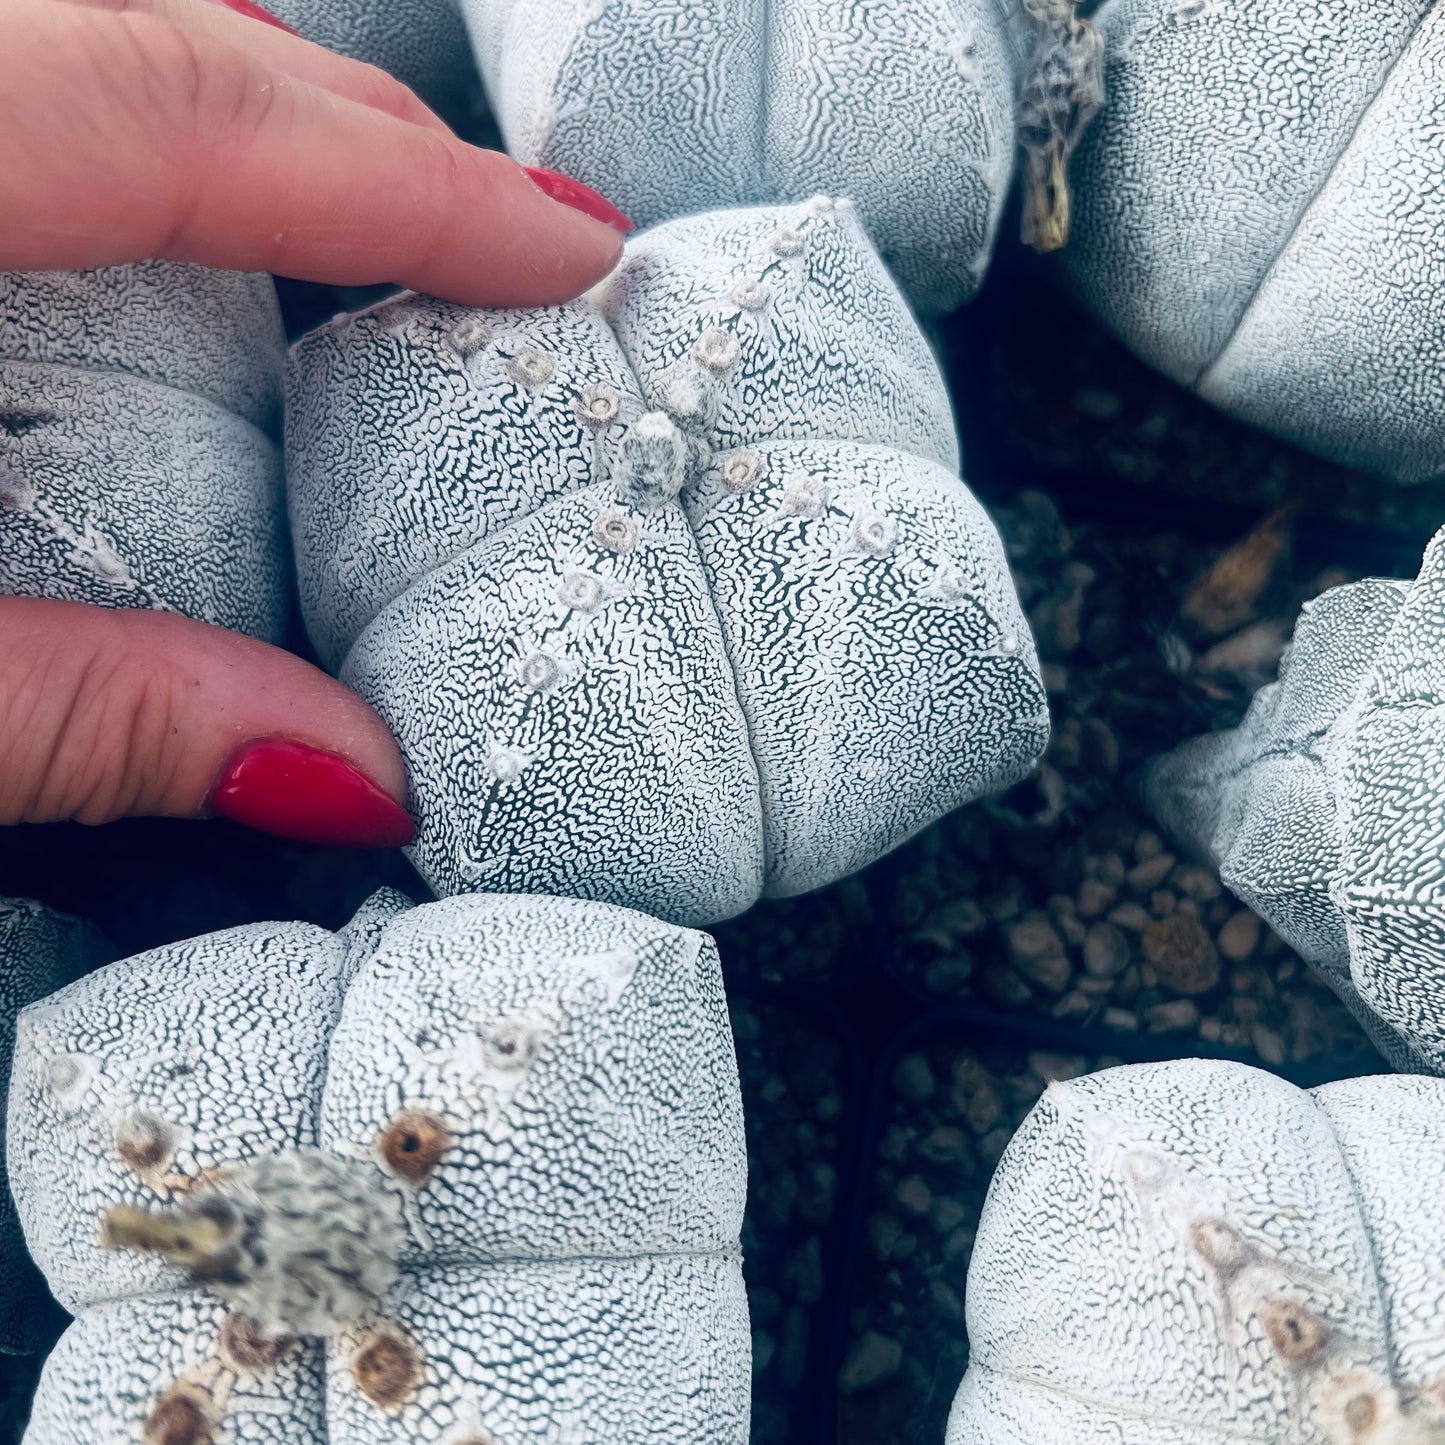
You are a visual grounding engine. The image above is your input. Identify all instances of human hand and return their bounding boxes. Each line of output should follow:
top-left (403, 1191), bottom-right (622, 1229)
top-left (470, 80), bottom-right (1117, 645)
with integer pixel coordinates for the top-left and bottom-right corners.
top-left (1, 0), bottom-right (631, 847)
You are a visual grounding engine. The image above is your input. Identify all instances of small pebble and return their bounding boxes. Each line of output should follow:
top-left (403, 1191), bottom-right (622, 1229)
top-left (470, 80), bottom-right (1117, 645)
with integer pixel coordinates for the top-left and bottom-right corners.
top-left (1107, 902), bottom-right (1153, 932)
top-left (917, 1127), bottom-right (974, 1167)
top-left (838, 1332), bottom-right (903, 1393)
top-left (1143, 913), bottom-right (1221, 995)
top-left (891, 1052), bottom-right (935, 1103)
top-left (1127, 853), bottom-right (1176, 891)
top-left (894, 1175), bottom-right (932, 1216)
top-left (1145, 999), bottom-right (1200, 1033)
top-left (1076, 878), bottom-right (1117, 918)
top-left (1251, 1025), bottom-right (1287, 1066)
top-left (1102, 1008), bottom-right (1139, 1032)
top-left (1083, 922), bottom-right (1130, 977)
top-left (1218, 910), bottom-right (1262, 962)
top-left (1171, 865), bottom-right (1222, 902)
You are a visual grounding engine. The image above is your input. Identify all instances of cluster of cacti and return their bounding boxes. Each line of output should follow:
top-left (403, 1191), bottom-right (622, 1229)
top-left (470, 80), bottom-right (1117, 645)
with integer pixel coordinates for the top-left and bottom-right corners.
top-left (9, 891), bottom-right (750, 1443)
top-left (6, 4), bottom-right (1445, 1444)
top-left (947, 1060), bottom-right (1445, 1444)
top-left (287, 199), bottom-right (1049, 927)
top-left (1147, 528), bottom-right (1445, 1077)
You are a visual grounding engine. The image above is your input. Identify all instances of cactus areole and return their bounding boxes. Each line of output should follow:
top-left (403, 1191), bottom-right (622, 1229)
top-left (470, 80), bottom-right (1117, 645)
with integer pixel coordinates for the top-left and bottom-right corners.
top-left (287, 201), bottom-right (1049, 928)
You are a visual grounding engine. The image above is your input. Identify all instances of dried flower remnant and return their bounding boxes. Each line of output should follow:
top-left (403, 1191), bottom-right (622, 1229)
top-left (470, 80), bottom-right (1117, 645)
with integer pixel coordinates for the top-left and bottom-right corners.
top-left (1018, 0), bottom-right (1105, 251)
top-left (1256, 1297), bottom-right (1330, 1366)
top-left (101, 1149), bottom-right (404, 1337)
top-left (618, 411), bottom-right (688, 509)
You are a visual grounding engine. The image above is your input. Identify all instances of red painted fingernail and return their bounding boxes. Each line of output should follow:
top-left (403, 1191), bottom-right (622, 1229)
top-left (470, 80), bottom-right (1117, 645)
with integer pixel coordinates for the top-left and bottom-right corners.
top-left (523, 166), bottom-right (635, 234)
top-left (210, 738), bottom-right (415, 849)
top-left (210, 0), bottom-right (300, 36)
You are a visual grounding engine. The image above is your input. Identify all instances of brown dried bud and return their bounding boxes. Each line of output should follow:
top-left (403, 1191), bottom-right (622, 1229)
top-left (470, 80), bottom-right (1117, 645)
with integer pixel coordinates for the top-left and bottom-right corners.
top-left (1257, 1298), bottom-right (1329, 1365)
top-left (352, 1328), bottom-right (424, 1411)
top-left (377, 1110), bottom-right (452, 1188)
top-left (143, 1383), bottom-right (214, 1445)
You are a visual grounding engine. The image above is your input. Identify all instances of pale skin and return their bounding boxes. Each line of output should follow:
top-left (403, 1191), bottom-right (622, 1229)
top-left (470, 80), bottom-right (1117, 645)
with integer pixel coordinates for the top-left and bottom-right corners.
top-left (0, 0), bottom-right (625, 829)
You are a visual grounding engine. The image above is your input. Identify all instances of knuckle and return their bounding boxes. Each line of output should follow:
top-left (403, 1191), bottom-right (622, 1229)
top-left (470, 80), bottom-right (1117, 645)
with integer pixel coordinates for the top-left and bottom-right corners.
top-left (0, 614), bottom-right (172, 826)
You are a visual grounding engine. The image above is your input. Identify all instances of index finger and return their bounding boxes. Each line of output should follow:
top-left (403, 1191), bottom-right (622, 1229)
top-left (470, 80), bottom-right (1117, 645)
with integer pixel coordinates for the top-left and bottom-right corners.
top-left (2, 3), bottom-right (624, 306)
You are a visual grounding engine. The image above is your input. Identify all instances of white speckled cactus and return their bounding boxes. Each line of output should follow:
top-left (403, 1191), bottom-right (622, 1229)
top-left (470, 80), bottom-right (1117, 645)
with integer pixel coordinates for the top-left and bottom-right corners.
top-left (949, 1060), bottom-right (1445, 1444)
top-left (1147, 528), bottom-right (1445, 1077)
top-left (287, 200), bottom-right (1049, 928)
top-left (0, 264), bottom-right (289, 640)
top-left (9, 889), bottom-right (749, 1444)
top-left (1055, 0), bottom-right (1445, 483)
top-left (1, 901), bottom-right (112, 1354)
top-left (266, 0), bottom-right (474, 116)
top-left (460, 1), bottom-right (1036, 311)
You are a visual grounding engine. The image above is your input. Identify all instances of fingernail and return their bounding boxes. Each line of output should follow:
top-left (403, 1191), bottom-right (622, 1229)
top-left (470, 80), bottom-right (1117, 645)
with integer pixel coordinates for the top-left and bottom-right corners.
top-left (210, 738), bottom-right (415, 849)
top-left (523, 166), bottom-right (635, 234)
top-left (209, 0), bottom-right (301, 36)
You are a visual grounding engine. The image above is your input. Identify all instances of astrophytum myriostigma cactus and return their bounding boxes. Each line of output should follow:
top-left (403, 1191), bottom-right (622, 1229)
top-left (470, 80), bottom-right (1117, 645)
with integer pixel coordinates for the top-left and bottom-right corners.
top-left (287, 199), bottom-right (1049, 928)
top-left (10, 890), bottom-right (749, 1444)
top-left (267, 0), bottom-right (474, 119)
top-left (1, 900), bottom-right (112, 1354)
top-left (459, 1), bottom-right (1033, 311)
top-left (949, 1060), bottom-right (1445, 1444)
top-left (0, 264), bottom-right (289, 640)
top-left (1147, 528), bottom-right (1445, 1077)
top-left (1054, 0), bottom-right (1445, 483)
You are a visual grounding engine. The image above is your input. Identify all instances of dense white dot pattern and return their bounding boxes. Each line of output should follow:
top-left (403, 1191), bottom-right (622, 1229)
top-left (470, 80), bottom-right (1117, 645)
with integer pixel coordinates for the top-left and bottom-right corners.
top-left (459, 1), bottom-right (1020, 311)
top-left (1149, 528), bottom-right (1445, 1076)
top-left (0, 264), bottom-right (290, 639)
top-left (1056, 0), bottom-right (1445, 483)
top-left (10, 891), bottom-right (749, 1443)
top-left (948, 1061), bottom-right (1445, 1443)
top-left (287, 201), bottom-right (1049, 926)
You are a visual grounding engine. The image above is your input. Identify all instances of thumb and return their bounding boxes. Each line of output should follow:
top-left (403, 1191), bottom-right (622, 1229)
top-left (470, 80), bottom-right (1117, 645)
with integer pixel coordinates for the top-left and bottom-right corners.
top-left (0, 599), bottom-right (414, 848)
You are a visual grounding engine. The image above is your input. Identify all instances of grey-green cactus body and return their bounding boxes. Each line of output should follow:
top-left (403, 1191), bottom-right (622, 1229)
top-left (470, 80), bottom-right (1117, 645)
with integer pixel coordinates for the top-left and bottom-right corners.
top-left (287, 200), bottom-right (1048, 928)
top-left (10, 890), bottom-right (749, 1443)
top-left (0, 264), bottom-right (290, 640)
top-left (949, 1060), bottom-right (1445, 1443)
top-left (1148, 528), bottom-right (1445, 1076)
top-left (1057, 0), bottom-right (1445, 482)
top-left (461, 1), bottom-right (1021, 310)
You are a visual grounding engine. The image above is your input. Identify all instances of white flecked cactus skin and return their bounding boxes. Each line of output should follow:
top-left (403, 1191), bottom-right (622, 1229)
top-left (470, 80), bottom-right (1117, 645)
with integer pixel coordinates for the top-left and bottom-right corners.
top-left (9, 889), bottom-right (749, 1443)
top-left (460, 0), bottom-right (1021, 311)
top-left (287, 200), bottom-right (1049, 928)
top-left (949, 1059), bottom-right (1445, 1444)
top-left (1146, 528), bottom-right (1445, 1077)
top-left (0, 901), bottom-right (112, 1354)
top-left (0, 264), bottom-right (290, 640)
top-left (267, 0), bottom-right (475, 118)
top-left (1055, 0), bottom-right (1445, 483)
